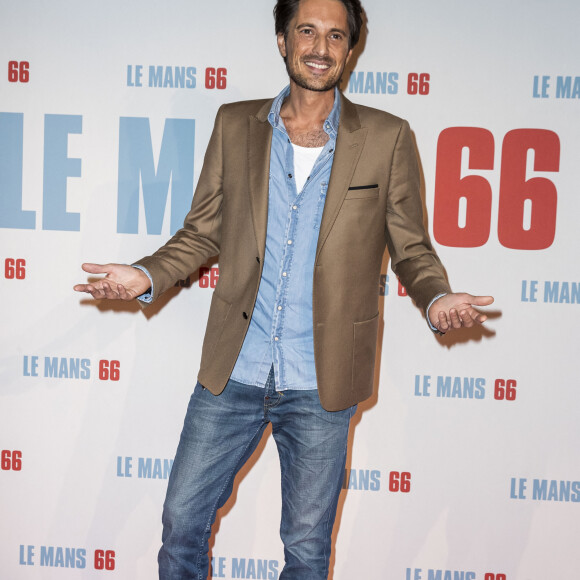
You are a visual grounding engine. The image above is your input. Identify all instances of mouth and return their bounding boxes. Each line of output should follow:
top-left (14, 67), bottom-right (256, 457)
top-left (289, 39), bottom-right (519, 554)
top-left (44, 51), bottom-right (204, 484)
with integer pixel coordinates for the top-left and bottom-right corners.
top-left (304, 60), bottom-right (332, 71)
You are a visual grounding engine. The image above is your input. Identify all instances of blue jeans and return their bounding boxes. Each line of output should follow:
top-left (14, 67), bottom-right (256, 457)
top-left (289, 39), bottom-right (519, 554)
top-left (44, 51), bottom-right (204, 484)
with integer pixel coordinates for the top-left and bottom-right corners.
top-left (158, 372), bottom-right (356, 579)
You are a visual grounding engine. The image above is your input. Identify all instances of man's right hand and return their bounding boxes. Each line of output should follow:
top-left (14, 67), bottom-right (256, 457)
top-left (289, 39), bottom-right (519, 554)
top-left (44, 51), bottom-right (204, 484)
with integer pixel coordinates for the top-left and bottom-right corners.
top-left (73, 263), bottom-right (151, 301)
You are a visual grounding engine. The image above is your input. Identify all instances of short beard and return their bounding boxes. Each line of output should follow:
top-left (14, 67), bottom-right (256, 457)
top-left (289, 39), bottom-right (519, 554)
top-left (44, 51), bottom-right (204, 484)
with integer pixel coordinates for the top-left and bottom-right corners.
top-left (284, 57), bottom-right (341, 93)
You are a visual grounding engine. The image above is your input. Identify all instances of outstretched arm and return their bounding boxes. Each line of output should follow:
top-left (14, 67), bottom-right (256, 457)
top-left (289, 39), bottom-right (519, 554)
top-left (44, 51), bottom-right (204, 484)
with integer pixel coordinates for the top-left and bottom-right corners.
top-left (73, 263), bottom-right (151, 301)
top-left (428, 293), bottom-right (494, 334)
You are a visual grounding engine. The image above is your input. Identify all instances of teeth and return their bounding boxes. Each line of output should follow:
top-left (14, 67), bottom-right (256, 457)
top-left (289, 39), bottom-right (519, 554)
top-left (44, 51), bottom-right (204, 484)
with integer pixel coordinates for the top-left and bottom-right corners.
top-left (306, 62), bottom-right (330, 70)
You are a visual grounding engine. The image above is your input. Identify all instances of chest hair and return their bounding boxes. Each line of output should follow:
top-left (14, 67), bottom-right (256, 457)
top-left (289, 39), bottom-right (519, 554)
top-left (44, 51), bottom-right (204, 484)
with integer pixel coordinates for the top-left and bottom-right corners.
top-left (283, 122), bottom-right (330, 148)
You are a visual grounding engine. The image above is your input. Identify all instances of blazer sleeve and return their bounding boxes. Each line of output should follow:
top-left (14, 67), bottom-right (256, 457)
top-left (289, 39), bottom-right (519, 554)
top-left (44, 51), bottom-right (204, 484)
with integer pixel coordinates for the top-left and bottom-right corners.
top-left (133, 105), bottom-right (225, 302)
top-left (385, 120), bottom-right (451, 311)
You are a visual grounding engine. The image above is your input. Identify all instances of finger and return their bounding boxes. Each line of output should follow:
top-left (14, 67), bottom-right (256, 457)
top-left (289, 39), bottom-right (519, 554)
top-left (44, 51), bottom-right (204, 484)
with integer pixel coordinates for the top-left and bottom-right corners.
top-left (101, 281), bottom-right (120, 300)
top-left (89, 283), bottom-right (109, 299)
top-left (90, 289), bottom-right (106, 300)
top-left (75, 283), bottom-right (102, 298)
top-left (449, 308), bottom-right (462, 329)
top-left (468, 295), bottom-right (494, 307)
top-left (117, 284), bottom-right (135, 301)
top-left (463, 306), bottom-right (489, 325)
top-left (459, 309), bottom-right (475, 328)
top-left (474, 311), bottom-right (488, 324)
top-left (438, 310), bottom-right (449, 332)
top-left (81, 263), bottom-right (111, 275)
top-left (73, 284), bottom-right (91, 293)
top-left (76, 283), bottom-right (101, 299)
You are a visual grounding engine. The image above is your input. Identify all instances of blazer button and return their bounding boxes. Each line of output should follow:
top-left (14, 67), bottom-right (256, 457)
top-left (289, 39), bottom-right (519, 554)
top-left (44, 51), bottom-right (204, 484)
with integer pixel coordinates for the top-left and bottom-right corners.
top-left (242, 312), bottom-right (248, 319)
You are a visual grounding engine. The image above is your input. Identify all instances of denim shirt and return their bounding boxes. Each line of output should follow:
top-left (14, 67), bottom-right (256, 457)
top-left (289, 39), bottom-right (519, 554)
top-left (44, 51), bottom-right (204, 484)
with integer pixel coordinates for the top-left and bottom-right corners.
top-left (230, 86), bottom-right (340, 390)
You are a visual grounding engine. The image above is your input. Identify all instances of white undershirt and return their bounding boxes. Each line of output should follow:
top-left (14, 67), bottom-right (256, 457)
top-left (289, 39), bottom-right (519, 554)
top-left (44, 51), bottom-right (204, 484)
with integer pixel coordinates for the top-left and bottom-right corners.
top-left (292, 144), bottom-right (324, 193)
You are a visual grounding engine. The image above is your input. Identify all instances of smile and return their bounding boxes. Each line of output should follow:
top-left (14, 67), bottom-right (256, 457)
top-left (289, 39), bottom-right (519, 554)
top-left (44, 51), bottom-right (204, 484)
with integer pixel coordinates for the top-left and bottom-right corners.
top-left (305, 61), bottom-right (331, 70)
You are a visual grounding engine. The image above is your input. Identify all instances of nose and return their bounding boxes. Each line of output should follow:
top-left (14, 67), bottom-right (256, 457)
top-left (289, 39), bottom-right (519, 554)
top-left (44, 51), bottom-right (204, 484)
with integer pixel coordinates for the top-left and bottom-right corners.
top-left (312, 34), bottom-right (329, 56)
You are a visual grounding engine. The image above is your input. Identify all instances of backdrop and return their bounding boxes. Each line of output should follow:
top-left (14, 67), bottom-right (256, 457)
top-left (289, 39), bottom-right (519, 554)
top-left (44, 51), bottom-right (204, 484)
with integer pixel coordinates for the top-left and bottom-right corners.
top-left (1, 1), bottom-right (579, 578)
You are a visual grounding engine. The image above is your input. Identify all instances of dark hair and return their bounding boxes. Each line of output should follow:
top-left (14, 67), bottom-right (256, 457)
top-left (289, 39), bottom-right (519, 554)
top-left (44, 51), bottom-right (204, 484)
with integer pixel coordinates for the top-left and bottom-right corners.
top-left (274, 0), bottom-right (364, 49)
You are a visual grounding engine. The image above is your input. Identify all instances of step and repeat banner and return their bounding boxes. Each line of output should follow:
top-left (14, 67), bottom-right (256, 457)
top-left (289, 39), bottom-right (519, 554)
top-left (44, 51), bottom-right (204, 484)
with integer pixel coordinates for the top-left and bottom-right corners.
top-left (1, 0), bottom-right (579, 578)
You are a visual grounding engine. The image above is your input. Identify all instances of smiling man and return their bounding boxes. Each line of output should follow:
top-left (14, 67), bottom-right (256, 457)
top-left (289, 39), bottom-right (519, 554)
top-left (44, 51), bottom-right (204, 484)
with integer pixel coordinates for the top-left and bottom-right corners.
top-left (279, 0), bottom-right (351, 93)
top-left (74, 0), bottom-right (493, 578)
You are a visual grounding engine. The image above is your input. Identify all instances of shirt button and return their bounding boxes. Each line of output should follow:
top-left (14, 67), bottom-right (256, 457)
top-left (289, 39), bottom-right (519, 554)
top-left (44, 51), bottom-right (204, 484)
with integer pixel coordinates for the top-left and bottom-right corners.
top-left (288, 173), bottom-right (293, 179)
top-left (287, 240), bottom-right (292, 245)
top-left (282, 272), bottom-right (287, 277)
top-left (277, 305), bottom-right (282, 311)
top-left (274, 336), bottom-right (279, 341)
top-left (292, 205), bottom-right (298, 210)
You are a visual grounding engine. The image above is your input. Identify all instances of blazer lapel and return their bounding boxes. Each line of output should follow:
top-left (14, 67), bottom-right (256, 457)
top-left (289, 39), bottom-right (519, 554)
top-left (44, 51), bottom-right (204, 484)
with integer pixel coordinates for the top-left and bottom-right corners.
top-left (316, 94), bottom-right (368, 259)
top-left (247, 100), bottom-right (274, 259)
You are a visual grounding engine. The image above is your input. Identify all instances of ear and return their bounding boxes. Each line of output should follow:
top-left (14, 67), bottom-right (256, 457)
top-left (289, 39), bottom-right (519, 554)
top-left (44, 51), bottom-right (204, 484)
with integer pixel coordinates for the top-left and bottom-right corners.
top-left (345, 48), bottom-right (353, 65)
top-left (277, 32), bottom-right (287, 58)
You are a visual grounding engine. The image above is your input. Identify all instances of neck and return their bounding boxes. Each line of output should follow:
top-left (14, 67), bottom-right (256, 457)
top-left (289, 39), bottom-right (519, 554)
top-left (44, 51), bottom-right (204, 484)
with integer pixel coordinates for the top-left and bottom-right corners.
top-left (281, 81), bottom-right (336, 125)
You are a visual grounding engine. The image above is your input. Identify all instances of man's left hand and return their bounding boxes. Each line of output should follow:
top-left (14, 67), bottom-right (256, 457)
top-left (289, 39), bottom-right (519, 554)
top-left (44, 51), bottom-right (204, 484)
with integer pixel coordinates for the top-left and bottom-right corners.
top-left (429, 293), bottom-right (494, 334)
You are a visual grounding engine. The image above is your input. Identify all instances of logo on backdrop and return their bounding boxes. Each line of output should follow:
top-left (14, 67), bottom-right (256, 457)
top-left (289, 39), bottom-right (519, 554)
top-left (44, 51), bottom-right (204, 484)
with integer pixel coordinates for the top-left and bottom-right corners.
top-left (413, 375), bottom-right (518, 402)
top-left (347, 71), bottom-right (431, 96)
top-left (433, 127), bottom-right (560, 250)
top-left (342, 469), bottom-right (412, 493)
top-left (3, 258), bottom-right (26, 279)
top-left (521, 280), bottom-right (580, 304)
top-left (18, 546), bottom-right (115, 570)
top-left (126, 65), bottom-right (227, 90)
top-left (210, 557), bottom-right (280, 579)
top-left (1, 117), bottom-right (562, 248)
top-left (22, 356), bottom-right (120, 381)
top-left (7, 61), bottom-right (30, 83)
top-left (116, 456), bottom-right (173, 480)
top-left (532, 75), bottom-right (580, 99)
top-left (0, 112), bottom-right (195, 235)
top-left (1, 450), bottom-right (22, 471)
top-left (510, 477), bottom-right (580, 503)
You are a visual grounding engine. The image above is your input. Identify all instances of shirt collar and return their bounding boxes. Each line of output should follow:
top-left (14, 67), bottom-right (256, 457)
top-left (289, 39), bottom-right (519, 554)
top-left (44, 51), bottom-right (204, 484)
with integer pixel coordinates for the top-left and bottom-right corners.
top-left (268, 85), bottom-right (341, 139)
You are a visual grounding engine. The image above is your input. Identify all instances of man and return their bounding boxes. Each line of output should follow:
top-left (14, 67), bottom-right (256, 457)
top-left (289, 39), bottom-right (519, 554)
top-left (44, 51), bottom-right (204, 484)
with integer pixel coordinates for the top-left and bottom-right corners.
top-left (75, 0), bottom-right (493, 577)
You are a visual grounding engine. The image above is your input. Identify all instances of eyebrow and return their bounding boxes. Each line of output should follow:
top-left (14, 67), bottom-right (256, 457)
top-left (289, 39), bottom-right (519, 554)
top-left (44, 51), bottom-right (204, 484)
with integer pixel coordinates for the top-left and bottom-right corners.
top-left (296, 22), bottom-right (348, 37)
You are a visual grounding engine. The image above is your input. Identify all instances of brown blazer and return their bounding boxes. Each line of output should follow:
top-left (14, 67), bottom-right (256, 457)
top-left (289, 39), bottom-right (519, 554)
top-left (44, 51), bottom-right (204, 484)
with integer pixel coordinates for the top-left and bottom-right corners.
top-left (135, 93), bottom-right (450, 411)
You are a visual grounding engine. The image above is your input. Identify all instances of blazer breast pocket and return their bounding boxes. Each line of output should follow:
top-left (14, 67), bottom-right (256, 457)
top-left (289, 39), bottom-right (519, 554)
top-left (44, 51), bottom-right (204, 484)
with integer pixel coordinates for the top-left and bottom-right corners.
top-left (345, 184), bottom-right (379, 200)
